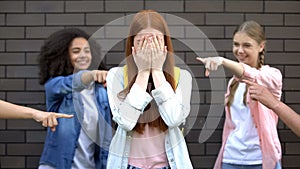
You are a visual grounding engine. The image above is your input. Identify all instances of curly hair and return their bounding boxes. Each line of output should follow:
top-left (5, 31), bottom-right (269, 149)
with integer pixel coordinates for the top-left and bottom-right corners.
top-left (38, 28), bottom-right (105, 85)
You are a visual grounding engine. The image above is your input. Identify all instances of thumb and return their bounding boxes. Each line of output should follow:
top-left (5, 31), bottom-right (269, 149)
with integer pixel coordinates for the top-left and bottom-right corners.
top-left (50, 126), bottom-right (56, 132)
top-left (205, 69), bottom-right (210, 77)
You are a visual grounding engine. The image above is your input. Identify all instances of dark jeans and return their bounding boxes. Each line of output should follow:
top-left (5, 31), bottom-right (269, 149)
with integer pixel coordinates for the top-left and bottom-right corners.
top-left (127, 165), bottom-right (171, 169)
top-left (222, 161), bottom-right (281, 169)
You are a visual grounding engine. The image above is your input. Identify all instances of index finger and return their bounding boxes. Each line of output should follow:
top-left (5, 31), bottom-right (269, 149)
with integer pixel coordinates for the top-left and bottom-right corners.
top-left (99, 70), bottom-right (108, 80)
top-left (137, 36), bottom-right (146, 51)
top-left (242, 79), bottom-right (256, 86)
top-left (54, 113), bottom-right (74, 118)
top-left (153, 35), bottom-right (163, 51)
top-left (196, 57), bottom-right (206, 63)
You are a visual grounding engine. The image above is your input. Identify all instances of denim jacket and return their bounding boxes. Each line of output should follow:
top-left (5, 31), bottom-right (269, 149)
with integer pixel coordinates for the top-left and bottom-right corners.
top-left (106, 67), bottom-right (193, 169)
top-left (39, 70), bottom-right (112, 169)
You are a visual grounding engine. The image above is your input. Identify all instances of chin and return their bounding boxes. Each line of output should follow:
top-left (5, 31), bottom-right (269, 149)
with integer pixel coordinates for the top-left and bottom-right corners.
top-left (237, 59), bottom-right (245, 63)
top-left (237, 57), bottom-right (248, 64)
top-left (76, 65), bottom-right (89, 70)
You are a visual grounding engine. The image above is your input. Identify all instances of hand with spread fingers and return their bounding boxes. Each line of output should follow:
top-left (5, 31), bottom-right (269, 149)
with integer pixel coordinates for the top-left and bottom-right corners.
top-left (105, 10), bottom-right (194, 169)
top-left (132, 35), bottom-right (151, 73)
top-left (196, 57), bottom-right (224, 76)
top-left (150, 34), bottom-right (167, 72)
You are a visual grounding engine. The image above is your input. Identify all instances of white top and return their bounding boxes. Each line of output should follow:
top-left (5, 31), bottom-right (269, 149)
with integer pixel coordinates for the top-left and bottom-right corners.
top-left (106, 66), bottom-right (193, 169)
top-left (223, 82), bottom-right (262, 165)
top-left (72, 87), bottom-right (98, 169)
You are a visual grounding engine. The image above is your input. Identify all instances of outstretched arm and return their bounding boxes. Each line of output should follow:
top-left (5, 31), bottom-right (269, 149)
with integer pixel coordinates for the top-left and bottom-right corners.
top-left (244, 80), bottom-right (300, 137)
top-left (196, 57), bottom-right (244, 77)
top-left (81, 70), bottom-right (108, 86)
top-left (0, 100), bottom-right (73, 132)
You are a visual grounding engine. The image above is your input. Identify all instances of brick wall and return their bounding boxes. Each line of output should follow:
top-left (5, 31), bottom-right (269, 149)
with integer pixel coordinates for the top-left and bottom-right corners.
top-left (0, 0), bottom-right (299, 168)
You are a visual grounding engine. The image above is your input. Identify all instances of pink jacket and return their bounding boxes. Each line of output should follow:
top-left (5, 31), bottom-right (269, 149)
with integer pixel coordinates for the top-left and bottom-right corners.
top-left (214, 63), bottom-right (282, 169)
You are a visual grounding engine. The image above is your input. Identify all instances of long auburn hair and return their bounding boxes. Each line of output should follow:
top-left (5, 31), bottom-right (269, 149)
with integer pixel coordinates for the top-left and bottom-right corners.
top-left (226, 21), bottom-right (266, 106)
top-left (119, 10), bottom-right (176, 134)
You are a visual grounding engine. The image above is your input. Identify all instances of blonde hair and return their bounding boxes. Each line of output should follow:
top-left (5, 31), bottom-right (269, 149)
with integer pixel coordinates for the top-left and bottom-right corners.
top-left (227, 21), bottom-right (266, 106)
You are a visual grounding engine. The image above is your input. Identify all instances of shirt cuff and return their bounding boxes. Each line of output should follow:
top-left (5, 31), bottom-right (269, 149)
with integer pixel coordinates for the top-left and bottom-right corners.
top-left (125, 83), bottom-right (152, 111)
top-left (73, 70), bottom-right (94, 90)
top-left (151, 81), bottom-right (174, 105)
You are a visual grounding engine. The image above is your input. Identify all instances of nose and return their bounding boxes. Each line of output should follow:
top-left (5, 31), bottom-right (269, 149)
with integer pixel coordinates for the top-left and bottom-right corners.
top-left (237, 46), bottom-right (244, 53)
top-left (78, 51), bottom-right (87, 59)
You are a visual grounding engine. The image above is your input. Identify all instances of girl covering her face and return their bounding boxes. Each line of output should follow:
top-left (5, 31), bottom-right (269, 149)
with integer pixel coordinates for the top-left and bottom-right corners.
top-left (106, 10), bottom-right (193, 169)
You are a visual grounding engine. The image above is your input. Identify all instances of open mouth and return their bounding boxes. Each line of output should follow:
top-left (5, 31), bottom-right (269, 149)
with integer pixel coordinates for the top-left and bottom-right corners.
top-left (76, 59), bottom-right (89, 65)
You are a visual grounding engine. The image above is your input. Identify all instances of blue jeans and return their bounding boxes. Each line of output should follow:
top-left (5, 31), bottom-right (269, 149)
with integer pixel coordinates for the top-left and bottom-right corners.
top-left (222, 162), bottom-right (281, 169)
top-left (127, 165), bottom-right (171, 169)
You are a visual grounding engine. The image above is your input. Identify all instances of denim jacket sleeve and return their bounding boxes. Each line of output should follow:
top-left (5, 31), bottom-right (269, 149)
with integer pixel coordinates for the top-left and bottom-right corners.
top-left (106, 67), bottom-right (152, 131)
top-left (151, 69), bottom-right (192, 128)
top-left (45, 70), bottom-right (93, 110)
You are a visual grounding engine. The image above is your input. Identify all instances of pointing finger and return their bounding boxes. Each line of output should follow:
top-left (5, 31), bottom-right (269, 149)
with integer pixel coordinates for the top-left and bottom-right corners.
top-left (54, 113), bottom-right (73, 118)
top-left (196, 57), bottom-right (206, 63)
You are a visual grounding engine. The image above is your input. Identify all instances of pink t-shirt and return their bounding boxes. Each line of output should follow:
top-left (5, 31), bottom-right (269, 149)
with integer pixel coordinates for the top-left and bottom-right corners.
top-left (128, 124), bottom-right (168, 169)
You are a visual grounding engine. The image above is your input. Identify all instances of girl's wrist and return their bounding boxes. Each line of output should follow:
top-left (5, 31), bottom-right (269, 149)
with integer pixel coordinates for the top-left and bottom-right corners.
top-left (138, 69), bottom-right (150, 76)
top-left (270, 100), bottom-right (281, 110)
top-left (136, 71), bottom-right (150, 90)
top-left (151, 67), bottom-right (163, 73)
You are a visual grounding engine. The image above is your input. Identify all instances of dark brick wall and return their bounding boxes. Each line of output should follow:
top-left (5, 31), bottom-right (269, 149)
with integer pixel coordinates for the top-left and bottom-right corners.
top-left (0, 0), bottom-right (299, 168)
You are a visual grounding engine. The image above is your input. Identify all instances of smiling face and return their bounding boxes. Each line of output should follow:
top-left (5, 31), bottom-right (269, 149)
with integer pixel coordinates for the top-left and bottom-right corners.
top-left (69, 37), bottom-right (91, 70)
top-left (233, 32), bottom-right (265, 68)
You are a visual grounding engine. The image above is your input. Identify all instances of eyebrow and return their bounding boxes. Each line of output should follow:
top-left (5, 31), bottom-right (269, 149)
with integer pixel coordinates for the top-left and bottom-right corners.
top-left (71, 47), bottom-right (90, 51)
top-left (72, 46), bottom-right (90, 49)
top-left (233, 41), bottom-right (252, 45)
